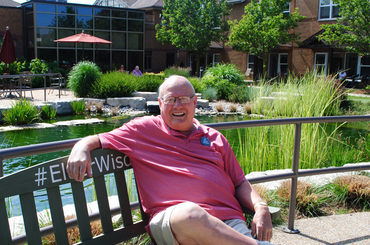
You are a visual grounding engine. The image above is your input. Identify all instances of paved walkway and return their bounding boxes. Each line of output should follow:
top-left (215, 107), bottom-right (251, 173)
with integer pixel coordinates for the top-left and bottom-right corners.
top-left (0, 88), bottom-right (77, 107)
top-left (271, 212), bottom-right (370, 244)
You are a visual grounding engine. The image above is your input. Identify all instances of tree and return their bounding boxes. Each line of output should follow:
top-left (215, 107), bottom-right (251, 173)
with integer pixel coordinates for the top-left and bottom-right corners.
top-left (319, 0), bottom-right (370, 55)
top-left (228, 0), bottom-right (304, 77)
top-left (155, 0), bottom-right (230, 75)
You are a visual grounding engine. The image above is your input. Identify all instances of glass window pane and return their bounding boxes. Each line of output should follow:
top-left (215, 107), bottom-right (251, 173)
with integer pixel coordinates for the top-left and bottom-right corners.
top-left (248, 54), bottom-right (254, 63)
top-left (280, 65), bottom-right (288, 75)
top-left (280, 54), bottom-right (288, 63)
top-left (128, 12), bottom-right (144, 19)
top-left (59, 49), bottom-right (76, 68)
top-left (128, 51), bottom-right (143, 72)
top-left (58, 15), bottom-right (75, 28)
top-left (112, 32), bottom-right (125, 49)
top-left (37, 28), bottom-right (56, 47)
top-left (320, 7), bottom-right (330, 19)
top-left (112, 10), bottom-right (126, 18)
top-left (320, 0), bottom-right (331, 6)
top-left (128, 20), bottom-right (143, 32)
top-left (77, 7), bottom-right (93, 15)
top-left (37, 48), bottom-right (57, 62)
top-left (57, 29), bottom-right (75, 47)
top-left (361, 56), bottom-right (370, 66)
top-left (95, 31), bottom-right (110, 49)
top-left (77, 49), bottom-right (93, 62)
top-left (316, 54), bottom-right (326, 64)
top-left (58, 6), bottom-right (75, 14)
top-left (128, 33), bottom-right (143, 50)
top-left (36, 3), bottom-right (56, 13)
top-left (332, 6), bottom-right (340, 18)
top-left (95, 17), bottom-right (110, 30)
top-left (113, 51), bottom-right (126, 71)
top-left (95, 8), bottom-right (110, 16)
top-left (112, 19), bottom-right (126, 31)
top-left (36, 13), bottom-right (56, 27)
top-left (96, 50), bottom-right (110, 71)
top-left (360, 67), bottom-right (370, 76)
top-left (214, 54), bottom-right (220, 63)
top-left (77, 16), bottom-right (93, 29)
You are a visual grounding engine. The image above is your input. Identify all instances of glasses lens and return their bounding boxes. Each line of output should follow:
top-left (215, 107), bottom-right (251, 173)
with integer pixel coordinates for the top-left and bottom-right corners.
top-left (164, 97), bottom-right (175, 104)
top-left (178, 96), bottom-right (190, 104)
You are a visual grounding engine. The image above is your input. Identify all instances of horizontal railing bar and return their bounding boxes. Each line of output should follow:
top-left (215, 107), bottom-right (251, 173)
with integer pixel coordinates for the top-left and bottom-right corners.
top-left (12, 201), bottom-right (141, 245)
top-left (0, 138), bottom-right (80, 160)
top-left (205, 115), bottom-right (370, 130)
top-left (247, 164), bottom-right (370, 184)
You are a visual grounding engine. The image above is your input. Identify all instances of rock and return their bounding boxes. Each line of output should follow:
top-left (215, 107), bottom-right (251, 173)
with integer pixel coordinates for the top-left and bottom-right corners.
top-left (132, 91), bottom-right (158, 101)
top-left (107, 97), bottom-right (147, 110)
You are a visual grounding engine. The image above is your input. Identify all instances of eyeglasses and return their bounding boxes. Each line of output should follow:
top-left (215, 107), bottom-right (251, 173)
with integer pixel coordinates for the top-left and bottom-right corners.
top-left (161, 94), bottom-right (195, 105)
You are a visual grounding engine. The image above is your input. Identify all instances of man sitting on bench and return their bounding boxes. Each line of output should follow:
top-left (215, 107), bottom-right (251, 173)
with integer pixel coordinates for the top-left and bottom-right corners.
top-left (66, 75), bottom-right (274, 245)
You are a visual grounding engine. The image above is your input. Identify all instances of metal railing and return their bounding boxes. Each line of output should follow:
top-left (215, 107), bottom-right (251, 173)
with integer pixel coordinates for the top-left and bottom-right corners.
top-left (1, 115), bottom-right (370, 241)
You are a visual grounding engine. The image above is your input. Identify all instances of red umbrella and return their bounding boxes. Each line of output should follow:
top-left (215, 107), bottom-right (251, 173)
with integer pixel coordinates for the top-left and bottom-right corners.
top-left (0, 26), bottom-right (17, 66)
top-left (54, 30), bottom-right (112, 60)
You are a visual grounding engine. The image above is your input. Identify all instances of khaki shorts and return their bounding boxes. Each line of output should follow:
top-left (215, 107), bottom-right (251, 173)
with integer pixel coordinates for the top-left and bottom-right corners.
top-left (149, 203), bottom-right (273, 245)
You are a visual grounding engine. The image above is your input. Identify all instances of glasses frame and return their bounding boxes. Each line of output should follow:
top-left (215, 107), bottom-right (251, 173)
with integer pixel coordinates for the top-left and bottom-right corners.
top-left (161, 94), bottom-right (195, 105)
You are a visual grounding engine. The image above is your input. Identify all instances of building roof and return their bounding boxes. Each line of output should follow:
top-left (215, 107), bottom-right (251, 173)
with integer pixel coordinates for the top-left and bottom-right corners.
top-left (0, 0), bottom-right (20, 7)
top-left (130, 0), bottom-right (164, 8)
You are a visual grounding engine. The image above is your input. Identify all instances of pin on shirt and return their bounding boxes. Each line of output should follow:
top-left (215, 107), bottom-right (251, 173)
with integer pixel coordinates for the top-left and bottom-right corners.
top-left (201, 137), bottom-right (210, 146)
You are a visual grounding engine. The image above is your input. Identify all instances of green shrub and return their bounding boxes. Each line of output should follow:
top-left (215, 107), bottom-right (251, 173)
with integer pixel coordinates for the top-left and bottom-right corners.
top-left (136, 74), bottom-right (164, 92)
top-left (229, 85), bottom-right (255, 103)
top-left (70, 100), bottom-right (86, 115)
top-left (68, 61), bottom-right (102, 97)
top-left (164, 66), bottom-right (191, 78)
top-left (3, 99), bottom-right (40, 125)
top-left (188, 77), bottom-right (203, 93)
top-left (29, 58), bottom-right (49, 87)
top-left (0, 61), bottom-right (25, 75)
top-left (201, 87), bottom-right (218, 101)
top-left (92, 72), bottom-right (137, 99)
top-left (41, 105), bottom-right (57, 120)
top-left (201, 63), bottom-right (243, 100)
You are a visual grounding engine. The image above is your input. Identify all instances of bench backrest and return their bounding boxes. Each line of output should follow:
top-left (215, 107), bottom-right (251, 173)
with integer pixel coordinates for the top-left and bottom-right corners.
top-left (0, 148), bottom-right (149, 245)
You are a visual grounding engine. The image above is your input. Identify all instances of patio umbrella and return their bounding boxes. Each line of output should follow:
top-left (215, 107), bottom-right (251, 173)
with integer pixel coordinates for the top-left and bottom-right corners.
top-left (0, 26), bottom-right (17, 72)
top-left (54, 30), bottom-right (112, 60)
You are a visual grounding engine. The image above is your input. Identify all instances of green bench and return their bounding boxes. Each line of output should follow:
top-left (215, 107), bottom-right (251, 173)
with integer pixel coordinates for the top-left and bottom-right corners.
top-left (0, 148), bottom-right (280, 245)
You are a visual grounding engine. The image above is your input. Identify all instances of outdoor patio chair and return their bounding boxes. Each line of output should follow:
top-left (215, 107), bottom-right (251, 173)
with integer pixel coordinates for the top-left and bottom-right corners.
top-left (20, 71), bottom-right (33, 99)
top-left (49, 74), bottom-right (66, 95)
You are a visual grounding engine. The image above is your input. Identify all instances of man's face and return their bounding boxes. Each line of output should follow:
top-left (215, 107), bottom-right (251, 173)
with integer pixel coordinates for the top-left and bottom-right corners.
top-left (159, 77), bottom-right (197, 135)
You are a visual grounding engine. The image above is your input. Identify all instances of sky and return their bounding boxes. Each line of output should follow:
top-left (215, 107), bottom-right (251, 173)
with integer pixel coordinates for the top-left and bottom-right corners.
top-left (14, 0), bottom-right (96, 5)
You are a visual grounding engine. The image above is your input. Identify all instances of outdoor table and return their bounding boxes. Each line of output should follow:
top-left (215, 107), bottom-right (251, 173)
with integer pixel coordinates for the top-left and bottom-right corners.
top-left (0, 73), bottom-right (62, 101)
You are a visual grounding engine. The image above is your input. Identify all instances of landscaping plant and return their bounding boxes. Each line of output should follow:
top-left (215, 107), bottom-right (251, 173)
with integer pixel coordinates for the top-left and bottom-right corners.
top-left (68, 61), bottom-right (102, 97)
top-left (70, 100), bottom-right (86, 115)
top-left (41, 105), bottom-right (57, 120)
top-left (2, 99), bottom-right (40, 125)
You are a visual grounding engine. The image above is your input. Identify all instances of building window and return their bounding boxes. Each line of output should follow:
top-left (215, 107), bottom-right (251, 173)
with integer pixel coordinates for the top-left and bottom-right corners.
top-left (145, 51), bottom-right (152, 71)
top-left (319, 0), bottom-right (340, 20)
top-left (360, 55), bottom-right (370, 77)
top-left (314, 53), bottom-right (328, 75)
top-left (247, 54), bottom-right (255, 73)
top-left (283, 2), bottom-right (290, 14)
top-left (278, 53), bottom-right (288, 76)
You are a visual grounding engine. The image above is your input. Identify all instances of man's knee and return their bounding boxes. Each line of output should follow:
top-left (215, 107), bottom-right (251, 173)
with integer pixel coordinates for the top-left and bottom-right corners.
top-left (170, 202), bottom-right (209, 229)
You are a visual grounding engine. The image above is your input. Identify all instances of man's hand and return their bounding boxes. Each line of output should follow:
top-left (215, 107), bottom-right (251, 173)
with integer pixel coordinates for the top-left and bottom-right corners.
top-left (66, 135), bottom-right (101, 182)
top-left (251, 205), bottom-right (272, 242)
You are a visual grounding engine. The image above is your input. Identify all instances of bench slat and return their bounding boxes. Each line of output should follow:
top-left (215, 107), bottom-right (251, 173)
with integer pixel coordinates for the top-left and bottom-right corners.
top-left (0, 198), bottom-right (12, 244)
top-left (114, 171), bottom-right (134, 227)
top-left (20, 192), bottom-right (42, 245)
top-left (71, 181), bottom-right (92, 242)
top-left (47, 186), bottom-right (69, 244)
top-left (93, 175), bottom-right (114, 233)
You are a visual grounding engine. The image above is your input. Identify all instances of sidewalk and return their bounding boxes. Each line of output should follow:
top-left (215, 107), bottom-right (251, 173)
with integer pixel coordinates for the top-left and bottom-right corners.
top-left (270, 212), bottom-right (370, 244)
top-left (0, 88), bottom-right (77, 107)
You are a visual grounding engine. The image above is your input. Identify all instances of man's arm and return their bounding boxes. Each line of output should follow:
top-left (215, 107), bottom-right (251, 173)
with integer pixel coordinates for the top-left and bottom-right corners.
top-left (235, 180), bottom-right (273, 242)
top-left (66, 135), bottom-right (102, 182)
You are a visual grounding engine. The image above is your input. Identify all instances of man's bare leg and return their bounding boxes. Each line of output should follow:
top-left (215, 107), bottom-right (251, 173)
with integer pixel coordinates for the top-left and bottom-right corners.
top-left (170, 202), bottom-right (261, 245)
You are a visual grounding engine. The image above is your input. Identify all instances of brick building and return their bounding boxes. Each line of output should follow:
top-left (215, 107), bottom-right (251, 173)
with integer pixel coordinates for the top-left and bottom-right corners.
top-left (0, 0), bottom-right (367, 79)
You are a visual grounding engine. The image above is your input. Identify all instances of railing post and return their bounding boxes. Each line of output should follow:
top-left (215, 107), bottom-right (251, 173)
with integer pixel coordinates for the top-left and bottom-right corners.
top-left (283, 123), bottom-right (301, 234)
top-left (0, 157), bottom-right (3, 177)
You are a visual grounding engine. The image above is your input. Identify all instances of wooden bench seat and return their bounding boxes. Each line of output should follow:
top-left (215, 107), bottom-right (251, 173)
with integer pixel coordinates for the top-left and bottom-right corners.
top-left (0, 148), bottom-right (280, 245)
